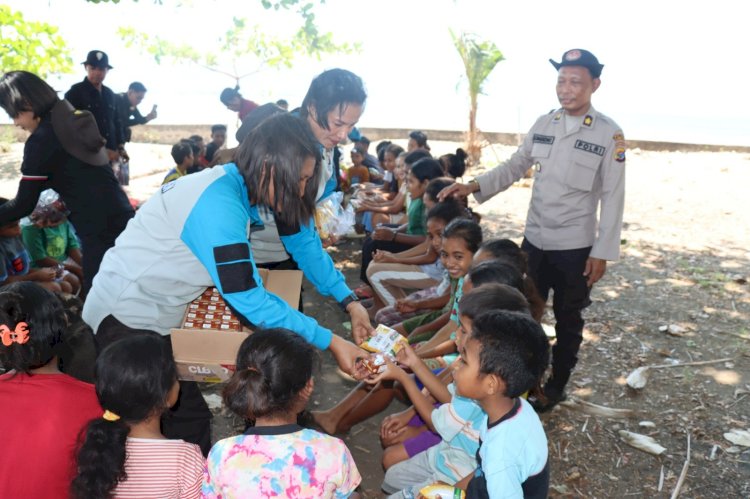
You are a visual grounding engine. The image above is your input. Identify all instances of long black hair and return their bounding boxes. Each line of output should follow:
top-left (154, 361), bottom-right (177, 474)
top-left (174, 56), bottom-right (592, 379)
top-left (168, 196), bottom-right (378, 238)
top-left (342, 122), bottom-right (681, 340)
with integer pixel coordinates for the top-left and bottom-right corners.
top-left (0, 282), bottom-right (66, 374)
top-left (223, 328), bottom-right (318, 421)
top-left (71, 335), bottom-right (177, 499)
top-left (236, 113), bottom-right (321, 228)
top-left (300, 68), bottom-right (367, 131)
top-left (0, 70), bottom-right (59, 119)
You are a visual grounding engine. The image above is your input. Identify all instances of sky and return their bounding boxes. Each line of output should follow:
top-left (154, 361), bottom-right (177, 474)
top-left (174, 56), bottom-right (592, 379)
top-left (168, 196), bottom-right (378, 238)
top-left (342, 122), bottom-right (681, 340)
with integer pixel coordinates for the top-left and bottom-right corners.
top-left (4, 0), bottom-right (750, 146)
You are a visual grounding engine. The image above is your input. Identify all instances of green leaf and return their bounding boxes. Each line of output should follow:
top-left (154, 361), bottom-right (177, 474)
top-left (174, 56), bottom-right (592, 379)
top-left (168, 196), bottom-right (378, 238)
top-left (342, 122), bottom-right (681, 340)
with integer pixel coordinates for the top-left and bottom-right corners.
top-left (0, 5), bottom-right (74, 78)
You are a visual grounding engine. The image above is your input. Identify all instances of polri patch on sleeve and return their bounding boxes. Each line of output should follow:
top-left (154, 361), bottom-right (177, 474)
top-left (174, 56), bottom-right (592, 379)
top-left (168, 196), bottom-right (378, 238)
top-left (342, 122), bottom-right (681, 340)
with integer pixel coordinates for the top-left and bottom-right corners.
top-left (574, 139), bottom-right (605, 156)
top-left (613, 132), bottom-right (626, 163)
top-left (532, 134), bottom-right (555, 145)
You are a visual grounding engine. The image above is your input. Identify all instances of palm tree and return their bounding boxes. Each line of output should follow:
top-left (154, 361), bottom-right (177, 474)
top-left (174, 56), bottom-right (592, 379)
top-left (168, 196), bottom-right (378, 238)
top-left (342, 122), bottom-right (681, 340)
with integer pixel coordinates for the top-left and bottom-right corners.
top-left (450, 29), bottom-right (504, 166)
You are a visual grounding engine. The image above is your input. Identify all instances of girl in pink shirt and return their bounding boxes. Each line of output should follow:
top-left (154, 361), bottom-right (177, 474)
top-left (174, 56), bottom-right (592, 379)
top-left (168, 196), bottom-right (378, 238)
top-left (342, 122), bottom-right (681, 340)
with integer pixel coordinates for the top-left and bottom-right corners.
top-left (203, 328), bottom-right (361, 499)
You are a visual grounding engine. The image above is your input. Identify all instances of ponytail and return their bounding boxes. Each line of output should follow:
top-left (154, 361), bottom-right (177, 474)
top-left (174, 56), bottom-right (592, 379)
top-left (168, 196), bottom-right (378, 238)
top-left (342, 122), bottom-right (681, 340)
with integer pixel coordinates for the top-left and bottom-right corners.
top-left (223, 328), bottom-right (317, 421)
top-left (223, 368), bottom-right (273, 421)
top-left (71, 418), bottom-right (128, 498)
top-left (71, 334), bottom-right (176, 497)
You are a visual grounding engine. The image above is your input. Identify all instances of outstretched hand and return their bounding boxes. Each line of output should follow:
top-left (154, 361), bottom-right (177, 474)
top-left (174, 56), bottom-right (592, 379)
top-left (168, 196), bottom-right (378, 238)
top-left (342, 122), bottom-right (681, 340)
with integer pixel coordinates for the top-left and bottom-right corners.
top-left (328, 335), bottom-right (369, 379)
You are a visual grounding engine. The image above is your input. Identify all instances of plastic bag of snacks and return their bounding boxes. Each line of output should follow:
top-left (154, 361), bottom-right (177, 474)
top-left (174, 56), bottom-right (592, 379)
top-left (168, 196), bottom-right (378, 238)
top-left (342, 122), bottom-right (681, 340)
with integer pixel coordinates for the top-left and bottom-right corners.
top-left (315, 192), bottom-right (355, 240)
top-left (418, 483), bottom-right (466, 498)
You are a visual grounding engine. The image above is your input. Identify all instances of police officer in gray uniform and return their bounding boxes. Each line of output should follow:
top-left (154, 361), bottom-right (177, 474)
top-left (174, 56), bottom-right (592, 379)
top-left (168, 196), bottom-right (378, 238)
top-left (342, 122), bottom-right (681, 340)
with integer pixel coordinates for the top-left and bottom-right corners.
top-left (440, 49), bottom-right (626, 411)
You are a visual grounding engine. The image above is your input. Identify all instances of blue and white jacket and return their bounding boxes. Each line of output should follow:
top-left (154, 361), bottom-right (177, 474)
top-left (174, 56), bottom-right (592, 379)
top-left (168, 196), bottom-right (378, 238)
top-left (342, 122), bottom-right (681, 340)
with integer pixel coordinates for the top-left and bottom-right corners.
top-left (82, 163), bottom-right (350, 349)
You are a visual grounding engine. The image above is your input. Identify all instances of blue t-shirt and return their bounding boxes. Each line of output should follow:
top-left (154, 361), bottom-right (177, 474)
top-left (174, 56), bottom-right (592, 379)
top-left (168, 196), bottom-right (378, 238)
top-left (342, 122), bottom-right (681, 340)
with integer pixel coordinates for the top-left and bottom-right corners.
top-left (467, 398), bottom-right (549, 499)
top-left (0, 236), bottom-right (31, 282)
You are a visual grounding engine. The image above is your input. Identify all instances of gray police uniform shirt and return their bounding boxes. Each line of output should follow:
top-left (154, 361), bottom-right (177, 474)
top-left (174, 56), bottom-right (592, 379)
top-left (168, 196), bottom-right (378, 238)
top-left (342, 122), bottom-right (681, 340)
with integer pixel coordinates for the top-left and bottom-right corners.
top-left (252, 148), bottom-right (335, 264)
top-left (474, 107), bottom-right (626, 261)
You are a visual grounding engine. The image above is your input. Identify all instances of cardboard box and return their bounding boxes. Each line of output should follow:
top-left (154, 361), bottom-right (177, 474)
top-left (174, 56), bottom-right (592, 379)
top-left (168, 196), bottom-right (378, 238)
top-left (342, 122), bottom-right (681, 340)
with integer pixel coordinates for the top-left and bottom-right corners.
top-left (171, 269), bottom-right (303, 382)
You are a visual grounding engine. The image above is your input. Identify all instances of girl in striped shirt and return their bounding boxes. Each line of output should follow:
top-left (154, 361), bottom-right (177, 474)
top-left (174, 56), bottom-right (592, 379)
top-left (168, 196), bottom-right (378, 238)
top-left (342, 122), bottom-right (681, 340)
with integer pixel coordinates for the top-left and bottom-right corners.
top-left (71, 335), bottom-right (204, 499)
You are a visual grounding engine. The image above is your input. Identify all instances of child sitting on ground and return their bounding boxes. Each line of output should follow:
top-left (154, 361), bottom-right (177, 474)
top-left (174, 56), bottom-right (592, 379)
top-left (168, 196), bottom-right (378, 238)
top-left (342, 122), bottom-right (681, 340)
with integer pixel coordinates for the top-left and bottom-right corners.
top-left (0, 282), bottom-right (102, 499)
top-left (0, 198), bottom-right (70, 293)
top-left (203, 328), bottom-right (361, 498)
top-left (71, 335), bottom-right (204, 498)
top-left (378, 283), bottom-right (532, 473)
top-left (204, 124), bottom-right (227, 164)
top-left (460, 311), bottom-right (550, 498)
top-left (439, 148), bottom-right (468, 179)
top-left (344, 146), bottom-right (371, 189)
top-left (474, 238), bottom-right (546, 322)
top-left (22, 195), bottom-right (82, 296)
top-left (394, 218), bottom-right (482, 343)
top-left (311, 220), bottom-right (483, 436)
top-left (367, 202), bottom-right (465, 320)
top-left (358, 157), bottom-right (445, 291)
top-left (355, 148), bottom-right (424, 232)
top-left (163, 141), bottom-right (194, 184)
top-left (371, 286), bottom-right (535, 497)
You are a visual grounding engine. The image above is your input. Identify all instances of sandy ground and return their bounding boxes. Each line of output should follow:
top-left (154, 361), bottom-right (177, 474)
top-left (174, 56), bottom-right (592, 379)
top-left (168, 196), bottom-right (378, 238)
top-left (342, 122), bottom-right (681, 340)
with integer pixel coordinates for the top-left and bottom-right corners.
top-left (1, 140), bottom-right (749, 497)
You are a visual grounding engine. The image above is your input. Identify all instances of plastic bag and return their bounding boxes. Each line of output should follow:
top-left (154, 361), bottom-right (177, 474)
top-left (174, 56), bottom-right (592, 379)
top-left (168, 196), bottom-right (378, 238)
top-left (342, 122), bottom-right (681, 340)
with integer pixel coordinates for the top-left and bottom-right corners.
top-left (315, 191), bottom-right (355, 239)
top-left (24, 189), bottom-right (67, 227)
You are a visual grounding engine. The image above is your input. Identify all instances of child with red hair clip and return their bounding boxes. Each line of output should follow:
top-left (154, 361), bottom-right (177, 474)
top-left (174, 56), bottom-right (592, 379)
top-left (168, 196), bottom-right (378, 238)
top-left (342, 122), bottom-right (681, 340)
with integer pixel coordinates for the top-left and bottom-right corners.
top-left (0, 282), bottom-right (102, 498)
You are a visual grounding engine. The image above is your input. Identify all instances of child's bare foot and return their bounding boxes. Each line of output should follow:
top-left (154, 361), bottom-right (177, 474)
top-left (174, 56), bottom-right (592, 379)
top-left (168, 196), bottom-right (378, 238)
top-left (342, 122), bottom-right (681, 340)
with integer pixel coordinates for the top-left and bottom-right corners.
top-left (310, 410), bottom-right (340, 435)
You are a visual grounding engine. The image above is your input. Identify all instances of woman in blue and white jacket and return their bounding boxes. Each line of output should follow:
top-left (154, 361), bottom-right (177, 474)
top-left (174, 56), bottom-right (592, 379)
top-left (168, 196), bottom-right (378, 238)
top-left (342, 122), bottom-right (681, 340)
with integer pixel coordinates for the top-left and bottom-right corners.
top-left (83, 113), bottom-right (368, 454)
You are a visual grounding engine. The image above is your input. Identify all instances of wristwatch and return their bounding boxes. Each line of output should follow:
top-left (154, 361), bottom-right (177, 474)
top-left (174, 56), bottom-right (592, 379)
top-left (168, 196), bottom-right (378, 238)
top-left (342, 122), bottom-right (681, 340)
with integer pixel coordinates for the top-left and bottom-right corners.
top-left (339, 292), bottom-right (359, 311)
top-left (468, 179), bottom-right (480, 193)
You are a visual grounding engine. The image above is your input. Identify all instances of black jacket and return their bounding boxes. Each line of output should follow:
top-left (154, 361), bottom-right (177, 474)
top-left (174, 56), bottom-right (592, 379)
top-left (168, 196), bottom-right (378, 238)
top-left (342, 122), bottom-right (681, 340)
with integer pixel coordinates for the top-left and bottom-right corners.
top-left (65, 78), bottom-right (123, 151)
top-left (114, 92), bottom-right (148, 143)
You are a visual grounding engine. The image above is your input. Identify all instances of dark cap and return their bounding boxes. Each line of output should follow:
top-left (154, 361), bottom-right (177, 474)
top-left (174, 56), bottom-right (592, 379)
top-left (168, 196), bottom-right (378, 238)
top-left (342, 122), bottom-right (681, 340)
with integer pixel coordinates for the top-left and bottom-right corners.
top-left (549, 49), bottom-right (603, 78)
top-left (82, 50), bottom-right (113, 69)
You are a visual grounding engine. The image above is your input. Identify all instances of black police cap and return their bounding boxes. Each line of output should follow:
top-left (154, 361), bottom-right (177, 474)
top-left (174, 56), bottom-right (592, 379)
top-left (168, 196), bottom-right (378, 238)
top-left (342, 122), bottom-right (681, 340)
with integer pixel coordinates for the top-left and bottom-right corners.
top-left (549, 49), bottom-right (603, 78)
top-left (82, 50), bottom-right (113, 69)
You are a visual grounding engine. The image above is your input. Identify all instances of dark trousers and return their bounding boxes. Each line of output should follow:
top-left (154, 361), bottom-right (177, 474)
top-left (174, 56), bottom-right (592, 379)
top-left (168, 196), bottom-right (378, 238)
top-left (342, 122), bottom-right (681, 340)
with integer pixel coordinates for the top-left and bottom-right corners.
top-left (360, 229), bottom-right (413, 284)
top-left (78, 211), bottom-right (134, 295)
top-left (522, 239), bottom-right (592, 393)
top-left (95, 315), bottom-right (213, 456)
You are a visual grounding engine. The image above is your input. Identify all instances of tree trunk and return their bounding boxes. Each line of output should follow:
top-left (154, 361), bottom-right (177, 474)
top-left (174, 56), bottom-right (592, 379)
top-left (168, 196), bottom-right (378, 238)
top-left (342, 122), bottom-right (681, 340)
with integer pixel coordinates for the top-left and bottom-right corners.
top-left (467, 94), bottom-right (481, 167)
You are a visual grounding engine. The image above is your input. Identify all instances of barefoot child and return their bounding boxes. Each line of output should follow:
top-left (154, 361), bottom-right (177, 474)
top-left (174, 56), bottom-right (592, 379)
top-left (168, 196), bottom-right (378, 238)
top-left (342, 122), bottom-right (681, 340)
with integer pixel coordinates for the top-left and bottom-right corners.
top-left (71, 335), bottom-right (204, 498)
top-left (203, 328), bottom-right (361, 498)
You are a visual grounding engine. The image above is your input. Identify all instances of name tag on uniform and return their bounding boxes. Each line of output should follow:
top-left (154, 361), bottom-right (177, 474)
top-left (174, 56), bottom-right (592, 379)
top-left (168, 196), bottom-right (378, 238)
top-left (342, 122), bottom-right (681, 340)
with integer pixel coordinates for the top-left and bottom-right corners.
top-left (533, 134), bottom-right (555, 145)
top-left (574, 139), bottom-right (605, 156)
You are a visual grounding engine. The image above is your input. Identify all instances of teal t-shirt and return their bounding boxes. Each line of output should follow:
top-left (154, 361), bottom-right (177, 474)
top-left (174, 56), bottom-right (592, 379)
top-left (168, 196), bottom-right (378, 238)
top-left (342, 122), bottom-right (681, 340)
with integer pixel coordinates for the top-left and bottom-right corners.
top-left (21, 222), bottom-right (80, 265)
top-left (406, 197), bottom-right (426, 235)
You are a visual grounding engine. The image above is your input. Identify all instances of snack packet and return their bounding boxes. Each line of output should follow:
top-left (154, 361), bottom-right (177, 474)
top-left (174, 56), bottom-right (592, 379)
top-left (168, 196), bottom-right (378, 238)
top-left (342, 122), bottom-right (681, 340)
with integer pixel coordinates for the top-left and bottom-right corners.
top-left (360, 324), bottom-right (408, 358)
top-left (418, 483), bottom-right (466, 499)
